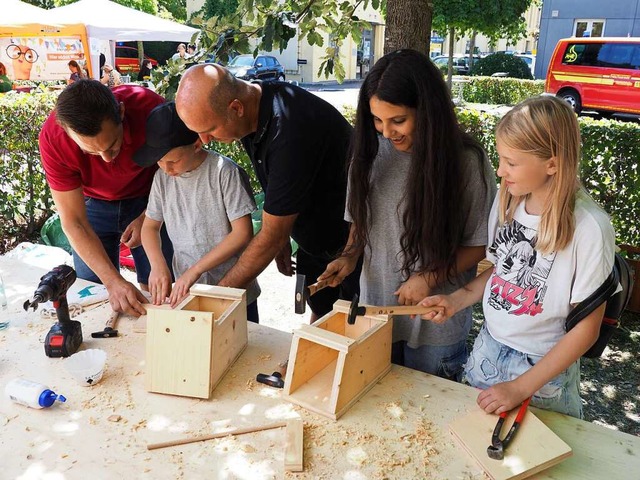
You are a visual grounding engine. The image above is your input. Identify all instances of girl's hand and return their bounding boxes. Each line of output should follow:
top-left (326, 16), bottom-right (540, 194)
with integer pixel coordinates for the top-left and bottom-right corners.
top-left (148, 266), bottom-right (172, 305)
top-left (395, 273), bottom-right (431, 305)
top-left (169, 268), bottom-right (200, 308)
top-left (317, 256), bottom-right (358, 287)
top-left (476, 380), bottom-right (531, 415)
top-left (419, 294), bottom-right (456, 323)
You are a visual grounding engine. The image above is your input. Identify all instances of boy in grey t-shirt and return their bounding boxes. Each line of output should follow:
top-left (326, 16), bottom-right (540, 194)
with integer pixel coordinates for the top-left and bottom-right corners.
top-left (136, 101), bottom-right (260, 322)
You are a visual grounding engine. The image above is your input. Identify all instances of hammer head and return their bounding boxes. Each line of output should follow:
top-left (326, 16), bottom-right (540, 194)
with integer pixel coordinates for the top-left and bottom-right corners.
top-left (347, 294), bottom-right (366, 325)
top-left (294, 274), bottom-right (308, 314)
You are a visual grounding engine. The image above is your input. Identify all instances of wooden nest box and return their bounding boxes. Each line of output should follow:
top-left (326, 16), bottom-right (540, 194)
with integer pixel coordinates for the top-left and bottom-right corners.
top-left (145, 285), bottom-right (247, 399)
top-left (283, 300), bottom-right (391, 420)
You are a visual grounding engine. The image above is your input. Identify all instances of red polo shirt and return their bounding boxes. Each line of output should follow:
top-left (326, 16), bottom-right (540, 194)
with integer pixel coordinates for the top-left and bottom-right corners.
top-left (39, 85), bottom-right (164, 201)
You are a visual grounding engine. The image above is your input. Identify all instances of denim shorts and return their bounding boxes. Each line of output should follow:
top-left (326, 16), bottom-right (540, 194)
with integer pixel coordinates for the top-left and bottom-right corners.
top-left (391, 339), bottom-right (468, 381)
top-left (464, 324), bottom-right (583, 418)
top-left (73, 196), bottom-right (173, 286)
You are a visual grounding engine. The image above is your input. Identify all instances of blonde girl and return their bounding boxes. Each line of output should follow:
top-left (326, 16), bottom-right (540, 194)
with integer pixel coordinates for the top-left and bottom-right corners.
top-left (421, 96), bottom-right (617, 418)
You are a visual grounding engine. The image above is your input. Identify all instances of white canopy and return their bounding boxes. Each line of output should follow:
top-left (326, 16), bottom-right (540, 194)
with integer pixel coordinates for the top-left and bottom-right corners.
top-left (1, 0), bottom-right (49, 26)
top-left (45, 0), bottom-right (199, 79)
top-left (45, 0), bottom-right (198, 42)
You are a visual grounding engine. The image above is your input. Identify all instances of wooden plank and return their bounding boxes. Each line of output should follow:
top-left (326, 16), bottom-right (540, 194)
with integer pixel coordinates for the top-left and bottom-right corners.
top-left (296, 324), bottom-right (353, 352)
top-left (449, 406), bottom-right (572, 480)
top-left (284, 359), bottom-right (338, 418)
top-left (189, 283), bottom-right (245, 300)
top-left (334, 319), bottom-right (392, 415)
top-left (146, 309), bottom-right (214, 398)
top-left (285, 338), bottom-right (340, 393)
top-left (210, 298), bottom-right (248, 393)
top-left (284, 418), bottom-right (304, 472)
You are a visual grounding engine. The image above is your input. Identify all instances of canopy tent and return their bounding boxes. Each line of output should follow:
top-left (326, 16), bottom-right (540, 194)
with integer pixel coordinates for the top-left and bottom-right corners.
top-left (46, 0), bottom-right (199, 78)
top-left (1, 0), bottom-right (49, 26)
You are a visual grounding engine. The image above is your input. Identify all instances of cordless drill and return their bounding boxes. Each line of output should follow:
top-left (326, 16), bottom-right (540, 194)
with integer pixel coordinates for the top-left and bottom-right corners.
top-left (23, 265), bottom-right (83, 357)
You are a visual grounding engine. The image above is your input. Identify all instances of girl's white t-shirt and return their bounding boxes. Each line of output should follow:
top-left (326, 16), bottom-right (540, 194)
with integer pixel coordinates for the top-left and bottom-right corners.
top-left (483, 189), bottom-right (616, 356)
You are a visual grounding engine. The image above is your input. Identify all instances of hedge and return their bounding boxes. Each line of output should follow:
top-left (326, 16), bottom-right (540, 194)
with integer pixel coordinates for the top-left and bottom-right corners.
top-left (0, 90), bottom-right (58, 253)
top-left (1, 90), bottom-right (639, 255)
top-left (459, 77), bottom-right (544, 105)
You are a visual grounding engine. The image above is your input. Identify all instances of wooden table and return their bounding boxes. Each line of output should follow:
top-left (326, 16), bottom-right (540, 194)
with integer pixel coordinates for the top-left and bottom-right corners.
top-left (1, 257), bottom-right (639, 479)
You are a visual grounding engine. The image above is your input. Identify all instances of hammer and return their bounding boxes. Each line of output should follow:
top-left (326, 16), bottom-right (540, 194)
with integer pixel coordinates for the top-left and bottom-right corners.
top-left (91, 310), bottom-right (121, 338)
top-left (347, 294), bottom-right (444, 325)
top-left (294, 274), bottom-right (333, 314)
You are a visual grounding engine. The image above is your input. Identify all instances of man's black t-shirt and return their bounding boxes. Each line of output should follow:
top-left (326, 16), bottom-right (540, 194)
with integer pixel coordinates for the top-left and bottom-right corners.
top-left (241, 82), bottom-right (353, 258)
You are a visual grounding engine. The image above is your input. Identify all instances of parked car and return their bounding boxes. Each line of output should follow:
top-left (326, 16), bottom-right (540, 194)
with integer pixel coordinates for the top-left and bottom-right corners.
top-left (545, 37), bottom-right (640, 115)
top-left (115, 46), bottom-right (158, 74)
top-left (431, 54), bottom-right (480, 75)
top-left (515, 53), bottom-right (536, 76)
top-left (226, 54), bottom-right (285, 81)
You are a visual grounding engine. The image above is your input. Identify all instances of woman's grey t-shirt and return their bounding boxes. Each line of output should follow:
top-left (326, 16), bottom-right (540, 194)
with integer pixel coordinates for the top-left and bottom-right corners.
top-left (346, 136), bottom-right (496, 348)
top-left (146, 152), bottom-right (260, 304)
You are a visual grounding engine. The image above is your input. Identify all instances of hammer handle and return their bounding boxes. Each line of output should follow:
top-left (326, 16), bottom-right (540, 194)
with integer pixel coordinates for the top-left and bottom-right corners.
top-left (362, 305), bottom-right (444, 316)
top-left (105, 310), bottom-right (120, 329)
top-left (307, 279), bottom-right (331, 297)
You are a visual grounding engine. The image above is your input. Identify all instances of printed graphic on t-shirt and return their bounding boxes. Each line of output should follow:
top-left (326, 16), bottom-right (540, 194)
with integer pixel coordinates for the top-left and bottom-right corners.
top-left (487, 220), bottom-right (556, 316)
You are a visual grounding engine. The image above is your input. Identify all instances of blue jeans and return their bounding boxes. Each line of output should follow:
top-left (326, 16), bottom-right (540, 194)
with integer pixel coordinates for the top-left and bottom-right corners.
top-left (391, 339), bottom-right (468, 381)
top-left (464, 324), bottom-right (583, 418)
top-left (73, 196), bottom-right (173, 285)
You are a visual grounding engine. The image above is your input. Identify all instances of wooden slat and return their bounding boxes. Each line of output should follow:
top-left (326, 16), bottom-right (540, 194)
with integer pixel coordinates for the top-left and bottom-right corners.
top-left (284, 418), bottom-right (304, 472)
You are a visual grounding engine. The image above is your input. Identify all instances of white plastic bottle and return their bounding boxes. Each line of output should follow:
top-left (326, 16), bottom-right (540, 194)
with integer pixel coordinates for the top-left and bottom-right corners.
top-left (4, 378), bottom-right (67, 409)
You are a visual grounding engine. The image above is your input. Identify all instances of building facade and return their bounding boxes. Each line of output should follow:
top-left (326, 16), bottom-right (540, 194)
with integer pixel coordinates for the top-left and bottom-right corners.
top-left (536, 0), bottom-right (640, 78)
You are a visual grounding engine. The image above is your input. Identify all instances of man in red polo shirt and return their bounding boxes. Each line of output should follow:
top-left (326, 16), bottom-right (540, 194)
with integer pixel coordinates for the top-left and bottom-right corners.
top-left (39, 80), bottom-right (173, 316)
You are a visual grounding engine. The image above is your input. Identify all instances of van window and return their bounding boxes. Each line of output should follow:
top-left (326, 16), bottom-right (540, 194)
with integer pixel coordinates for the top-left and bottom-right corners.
top-left (598, 43), bottom-right (640, 69)
top-left (562, 42), bottom-right (640, 70)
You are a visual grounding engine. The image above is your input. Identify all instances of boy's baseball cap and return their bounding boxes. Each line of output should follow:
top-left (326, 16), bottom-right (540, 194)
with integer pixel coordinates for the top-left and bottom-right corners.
top-left (134, 101), bottom-right (199, 168)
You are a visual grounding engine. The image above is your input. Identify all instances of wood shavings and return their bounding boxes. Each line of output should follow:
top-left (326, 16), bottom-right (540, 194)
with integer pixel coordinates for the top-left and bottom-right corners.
top-left (386, 401), bottom-right (405, 419)
top-left (246, 379), bottom-right (255, 391)
top-left (240, 444), bottom-right (256, 453)
top-left (258, 354), bottom-right (272, 361)
top-left (108, 414), bottom-right (122, 422)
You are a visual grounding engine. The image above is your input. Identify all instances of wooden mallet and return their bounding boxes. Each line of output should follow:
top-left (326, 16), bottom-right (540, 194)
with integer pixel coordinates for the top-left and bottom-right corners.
top-left (346, 293), bottom-right (443, 325)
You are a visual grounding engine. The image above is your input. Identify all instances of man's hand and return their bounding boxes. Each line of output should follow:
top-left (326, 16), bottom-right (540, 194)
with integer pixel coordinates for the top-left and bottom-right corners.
top-left (275, 242), bottom-right (296, 276)
top-left (121, 212), bottom-right (145, 248)
top-left (395, 273), bottom-right (432, 306)
top-left (148, 265), bottom-right (172, 305)
top-left (169, 268), bottom-right (201, 308)
top-left (476, 379), bottom-right (531, 415)
top-left (106, 277), bottom-right (148, 316)
top-left (318, 255), bottom-right (358, 288)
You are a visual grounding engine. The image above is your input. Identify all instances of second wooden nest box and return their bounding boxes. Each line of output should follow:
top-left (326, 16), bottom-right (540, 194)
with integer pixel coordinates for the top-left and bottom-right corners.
top-left (145, 285), bottom-right (247, 399)
top-left (283, 300), bottom-right (391, 420)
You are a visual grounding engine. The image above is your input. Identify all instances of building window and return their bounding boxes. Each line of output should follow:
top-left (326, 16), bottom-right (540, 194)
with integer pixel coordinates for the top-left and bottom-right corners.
top-left (574, 20), bottom-right (605, 38)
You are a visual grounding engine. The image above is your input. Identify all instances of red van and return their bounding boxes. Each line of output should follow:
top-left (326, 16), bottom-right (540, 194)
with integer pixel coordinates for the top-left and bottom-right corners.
top-left (545, 37), bottom-right (640, 116)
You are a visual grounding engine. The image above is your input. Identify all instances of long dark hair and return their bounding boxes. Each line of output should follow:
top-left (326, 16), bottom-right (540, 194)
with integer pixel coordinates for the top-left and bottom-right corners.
top-left (348, 49), bottom-right (483, 281)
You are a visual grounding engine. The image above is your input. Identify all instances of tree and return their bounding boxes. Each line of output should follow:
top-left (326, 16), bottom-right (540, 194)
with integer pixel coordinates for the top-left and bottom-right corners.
top-left (384, 0), bottom-right (431, 55)
top-left (201, 0), bottom-right (238, 21)
top-left (432, 0), bottom-right (534, 86)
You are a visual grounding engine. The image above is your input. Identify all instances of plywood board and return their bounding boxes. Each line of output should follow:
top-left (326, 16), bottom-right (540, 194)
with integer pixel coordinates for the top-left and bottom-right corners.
top-left (449, 407), bottom-right (572, 480)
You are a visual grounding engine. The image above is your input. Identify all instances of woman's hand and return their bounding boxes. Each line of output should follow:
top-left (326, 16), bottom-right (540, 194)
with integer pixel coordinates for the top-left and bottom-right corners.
top-left (395, 273), bottom-right (432, 305)
top-left (317, 255), bottom-right (358, 287)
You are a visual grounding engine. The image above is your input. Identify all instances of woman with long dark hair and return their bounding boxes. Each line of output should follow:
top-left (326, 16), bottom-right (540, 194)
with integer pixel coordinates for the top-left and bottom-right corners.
top-left (319, 49), bottom-right (496, 379)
